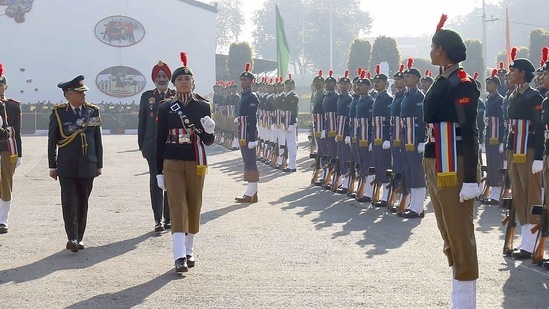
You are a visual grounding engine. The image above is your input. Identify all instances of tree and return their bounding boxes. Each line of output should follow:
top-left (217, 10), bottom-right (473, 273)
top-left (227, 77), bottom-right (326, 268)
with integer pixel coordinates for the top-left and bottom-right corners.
top-left (347, 39), bottom-right (371, 75)
top-left (496, 46), bottom-right (529, 63)
top-left (211, 0), bottom-right (244, 54)
top-left (252, 0), bottom-right (372, 74)
top-left (227, 42), bottom-right (253, 81)
top-left (370, 36), bottom-right (401, 75)
top-left (529, 29), bottom-right (549, 67)
top-left (463, 39), bottom-right (484, 81)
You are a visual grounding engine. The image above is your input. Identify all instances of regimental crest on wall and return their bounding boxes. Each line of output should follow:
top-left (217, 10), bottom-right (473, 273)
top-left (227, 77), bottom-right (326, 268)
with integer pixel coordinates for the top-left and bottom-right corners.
top-left (96, 66), bottom-right (146, 98)
top-left (94, 15), bottom-right (146, 47)
top-left (1, 0), bottom-right (34, 23)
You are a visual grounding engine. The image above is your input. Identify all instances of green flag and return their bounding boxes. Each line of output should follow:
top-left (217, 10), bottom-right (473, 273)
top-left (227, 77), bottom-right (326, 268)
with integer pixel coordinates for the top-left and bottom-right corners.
top-left (276, 5), bottom-right (290, 78)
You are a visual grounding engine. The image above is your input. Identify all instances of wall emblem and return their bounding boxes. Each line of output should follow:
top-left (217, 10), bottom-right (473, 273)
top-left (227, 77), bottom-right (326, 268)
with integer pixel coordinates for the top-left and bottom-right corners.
top-left (94, 15), bottom-right (145, 47)
top-left (96, 66), bottom-right (146, 98)
top-left (1, 0), bottom-right (34, 23)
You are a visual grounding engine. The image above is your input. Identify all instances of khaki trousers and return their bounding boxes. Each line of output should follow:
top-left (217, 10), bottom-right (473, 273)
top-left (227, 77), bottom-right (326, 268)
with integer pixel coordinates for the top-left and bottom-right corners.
top-left (163, 160), bottom-right (205, 234)
top-left (0, 151), bottom-right (16, 201)
top-left (507, 149), bottom-right (541, 225)
top-left (424, 157), bottom-right (479, 281)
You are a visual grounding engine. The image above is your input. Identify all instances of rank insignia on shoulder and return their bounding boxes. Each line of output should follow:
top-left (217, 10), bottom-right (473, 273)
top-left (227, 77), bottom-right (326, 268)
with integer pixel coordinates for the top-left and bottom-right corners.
top-left (457, 69), bottom-right (471, 83)
top-left (170, 103), bottom-right (181, 112)
top-left (456, 97), bottom-right (471, 105)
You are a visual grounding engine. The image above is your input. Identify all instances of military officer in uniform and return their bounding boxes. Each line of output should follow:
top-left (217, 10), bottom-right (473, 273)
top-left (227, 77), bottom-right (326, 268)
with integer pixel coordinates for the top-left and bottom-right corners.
top-left (334, 71), bottom-right (353, 192)
top-left (505, 48), bottom-right (544, 260)
top-left (371, 65), bottom-right (393, 206)
top-left (481, 69), bottom-right (505, 204)
top-left (138, 61), bottom-right (175, 233)
top-left (389, 64), bottom-right (406, 209)
top-left (420, 70), bottom-right (434, 94)
top-left (322, 71), bottom-right (339, 188)
top-left (282, 75), bottom-right (299, 172)
top-left (155, 52), bottom-right (216, 273)
top-left (0, 64), bottom-right (22, 234)
top-left (423, 15), bottom-right (480, 307)
top-left (235, 63), bottom-right (260, 202)
top-left (48, 75), bottom-right (103, 252)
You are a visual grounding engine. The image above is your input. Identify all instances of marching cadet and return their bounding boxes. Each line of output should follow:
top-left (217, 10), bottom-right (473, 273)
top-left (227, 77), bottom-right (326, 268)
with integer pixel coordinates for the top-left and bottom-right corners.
top-left (155, 52), bottom-right (216, 273)
top-left (0, 64), bottom-right (22, 234)
top-left (371, 65), bottom-right (393, 207)
top-left (273, 78), bottom-right (286, 168)
top-left (481, 69), bottom-right (505, 205)
top-left (138, 61), bottom-right (175, 233)
top-left (334, 71), bottom-right (353, 193)
top-left (354, 71), bottom-right (376, 203)
top-left (420, 70), bottom-right (434, 94)
top-left (235, 63), bottom-right (260, 202)
top-left (311, 71), bottom-right (327, 186)
top-left (48, 75), bottom-right (103, 252)
top-left (322, 71), bottom-right (339, 189)
top-left (538, 47), bottom-right (549, 97)
top-left (282, 75), bottom-right (299, 172)
top-left (505, 47), bottom-right (544, 260)
top-left (389, 64), bottom-right (406, 210)
top-left (347, 70), bottom-right (362, 197)
top-left (399, 59), bottom-right (426, 218)
top-left (423, 15), bottom-right (480, 307)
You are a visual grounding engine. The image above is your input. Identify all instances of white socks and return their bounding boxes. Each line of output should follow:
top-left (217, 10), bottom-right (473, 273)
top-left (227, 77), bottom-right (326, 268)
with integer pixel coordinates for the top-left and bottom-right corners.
top-left (521, 224), bottom-right (536, 253)
top-left (172, 232), bottom-right (186, 260)
top-left (244, 182), bottom-right (258, 196)
top-left (408, 188), bottom-right (426, 214)
top-left (364, 175), bottom-right (375, 197)
top-left (0, 199), bottom-right (12, 225)
top-left (381, 183), bottom-right (389, 201)
top-left (451, 278), bottom-right (476, 309)
top-left (185, 233), bottom-right (195, 257)
top-left (489, 186), bottom-right (501, 200)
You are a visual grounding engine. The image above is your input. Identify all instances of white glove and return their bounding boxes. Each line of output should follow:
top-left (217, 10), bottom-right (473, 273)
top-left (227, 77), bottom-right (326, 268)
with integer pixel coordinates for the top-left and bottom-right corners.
top-left (459, 182), bottom-right (481, 203)
top-left (248, 141), bottom-right (258, 149)
top-left (368, 143), bottom-right (372, 151)
top-left (233, 117), bottom-right (239, 123)
top-left (156, 174), bottom-right (166, 191)
top-left (479, 144), bottom-right (485, 153)
top-left (503, 160), bottom-right (507, 169)
top-left (417, 142), bottom-right (425, 154)
top-left (499, 143), bottom-right (504, 154)
top-left (382, 140), bottom-right (390, 149)
top-left (532, 160), bottom-right (543, 174)
top-left (15, 157), bottom-right (22, 168)
top-left (344, 136), bottom-right (351, 145)
top-left (321, 130), bottom-right (326, 139)
top-left (0, 116), bottom-right (3, 127)
top-left (200, 116), bottom-right (216, 134)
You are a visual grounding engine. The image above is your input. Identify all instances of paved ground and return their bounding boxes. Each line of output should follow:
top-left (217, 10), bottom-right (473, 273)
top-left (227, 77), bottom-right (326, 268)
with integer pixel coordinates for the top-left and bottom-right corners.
top-left (0, 132), bottom-right (548, 309)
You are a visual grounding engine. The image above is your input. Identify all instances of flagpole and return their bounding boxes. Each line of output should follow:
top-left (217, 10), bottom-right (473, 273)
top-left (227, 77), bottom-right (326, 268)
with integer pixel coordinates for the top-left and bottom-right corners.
top-left (329, 8), bottom-right (333, 69)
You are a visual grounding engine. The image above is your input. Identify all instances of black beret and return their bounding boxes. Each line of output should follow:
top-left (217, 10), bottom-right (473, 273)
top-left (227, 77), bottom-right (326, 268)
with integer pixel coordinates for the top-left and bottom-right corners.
top-left (509, 58), bottom-right (535, 74)
top-left (57, 75), bottom-right (89, 92)
top-left (404, 68), bottom-right (421, 78)
top-left (432, 15), bottom-right (466, 63)
top-left (171, 52), bottom-right (194, 83)
top-left (240, 63), bottom-right (255, 81)
top-left (373, 73), bottom-right (388, 81)
top-left (421, 76), bottom-right (434, 83)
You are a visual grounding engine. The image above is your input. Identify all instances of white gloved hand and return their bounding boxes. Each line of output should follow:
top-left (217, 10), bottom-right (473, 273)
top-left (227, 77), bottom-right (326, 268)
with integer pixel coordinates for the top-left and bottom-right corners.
top-left (532, 160), bottom-right (543, 174)
top-left (15, 157), bottom-right (22, 168)
top-left (344, 136), bottom-right (351, 145)
top-left (382, 140), bottom-right (390, 149)
top-left (499, 143), bottom-right (504, 154)
top-left (248, 141), bottom-right (258, 149)
top-left (479, 144), bottom-right (485, 153)
top-left (156, 174), bottom-right (166, 191)
top-left (234, 117), bottom-right (239, 124)
top-left (0, 116), bottom-right (3, 127)
top-left (503, 160), bottom-right (507, 169)
top-left (459, 182), bottom-right (480, 203)
top-left (368, 143), bottom-right (372, 151)
top-left (200, 116), bottom-right (216, 134)
top-left (321, 130), bottom-right (326, 139)
top-left (417, 142), bottom-right (426, 154)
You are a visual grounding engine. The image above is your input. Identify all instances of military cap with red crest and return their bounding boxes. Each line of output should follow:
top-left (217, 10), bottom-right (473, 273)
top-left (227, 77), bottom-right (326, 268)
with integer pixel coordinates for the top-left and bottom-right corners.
top-left (509, 47), bottom-right (535, 74)
top-left (486, 69), bottom-right (501, 85)
top-left (421, 70), bottom-right (434, 83)
top-left (497, 61), bottom-right (507, 75)
top-left (313, 69), bottom-right (325, 83)
top-left (338, 70), bottom-right (351, 83)
top-left (353, 68), bottom-right (362, 84)
top-left (432, 14), bottom-right (467, 63)
top-left (284, 73), bottom-right (295, 86)
top-left (171, 52), bottom-right (193, 83)
top-left (373, 64), bottom-right (388, 81)
top-left (151, 60), bottom-right (172, 81)
top-left (0, 64), bottom-right (6, 85)
top-left (324, 70), bottom-right (337, 83)
top-left (240, 62), bottom-right (255, 80)
top-left (537, 47), bottom-right (549, 72)
top-left (393, 64), bottom-right (405, 79)
top-left (356, 69), bottom-right (371, 86)
top-left (404, 58), bottom-right (421, 78)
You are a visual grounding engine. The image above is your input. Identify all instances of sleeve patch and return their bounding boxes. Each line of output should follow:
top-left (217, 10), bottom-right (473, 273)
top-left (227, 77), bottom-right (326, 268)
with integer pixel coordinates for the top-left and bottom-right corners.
top-left (457, 97), bottom-right (471, 105)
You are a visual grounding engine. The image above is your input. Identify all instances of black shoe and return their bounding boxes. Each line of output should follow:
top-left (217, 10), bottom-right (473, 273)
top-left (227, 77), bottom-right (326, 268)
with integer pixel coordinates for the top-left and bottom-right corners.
top-left (186, 255), bottom-right (195, 268)
top-left (0, 223), bottom-right (7, 234)
top-left (373, 200), bottom-right (388, 208)
top-left (543, 260), bottom-right (549, 270)
top-left (512, 249), bottom-right (532, 260)
top-left (154, 222), bottom-right (165, 233)
top-left (389, 206), bottom-right (399, 214)
top-left (336, 187), bottom-right (348, 194)
top-left (347, 192), bottom-right (357, 198)
top-left (401, 209), bottom-right (424, 218)
top-left (175, 257), bottom-right (188, 273)
top-left (66, 240), bottom-right (79, 252)
top-left (356, 196), bottom-right (372, 203)
top-left (481, 198), bottom-right (499, 205)
top-left (313, 180), bottom-right (324, 186)
top-left (503, 248), bottom-right (517, 257)
top-left (282, 168), bottom-right (296, 173)
top-left (164, 221), bottom-right (171, 230)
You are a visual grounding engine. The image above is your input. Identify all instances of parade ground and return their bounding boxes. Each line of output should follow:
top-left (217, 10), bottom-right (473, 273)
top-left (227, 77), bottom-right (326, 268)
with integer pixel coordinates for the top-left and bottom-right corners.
top-left (0, 132), bottom-right (548, 309)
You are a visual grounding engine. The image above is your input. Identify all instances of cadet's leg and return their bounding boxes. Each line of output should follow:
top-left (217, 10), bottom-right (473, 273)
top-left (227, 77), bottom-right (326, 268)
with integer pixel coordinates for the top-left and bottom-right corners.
top-left (75, 177), bottom-right (94, 242)
top-left (146, 156), bottom-right (163, 224)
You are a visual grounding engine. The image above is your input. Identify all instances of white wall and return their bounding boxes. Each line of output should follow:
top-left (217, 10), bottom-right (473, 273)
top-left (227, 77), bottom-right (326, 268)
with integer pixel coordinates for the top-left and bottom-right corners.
top-left (0, 0), bottom-right (216, 103)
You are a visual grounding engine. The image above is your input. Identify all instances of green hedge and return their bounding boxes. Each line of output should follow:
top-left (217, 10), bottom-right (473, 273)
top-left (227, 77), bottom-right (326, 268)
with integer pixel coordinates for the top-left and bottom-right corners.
top-left (22, 112), bottom-right (139, 131)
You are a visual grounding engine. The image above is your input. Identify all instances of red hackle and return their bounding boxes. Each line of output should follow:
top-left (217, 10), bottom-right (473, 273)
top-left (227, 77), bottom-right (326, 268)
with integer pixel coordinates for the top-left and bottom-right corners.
top-left (542, 47), bottom-right (549, 63)
top-left (458, 69), bottom-right (468, 80)
top-left (288, 73), bottom-right (292, 80)
top-left (360, 70), bottom-right (366, 79)
top-left (436, 14), bottom-right (448, 32)
top-left (510, 47), bottom-right (517, 61)
top-left (491, 69), bottom-right (498, 77)
top-left (407, 58), bottom-right (413, 69)
top-left (399, 64), bottom-right (404, 72)
top-left (245, 62), bottom-right (250, 72)
top-left (0, 64), bottom-right (3, 76)
top-left (499, 61), bottom-right (504, 69)
top-left (329, 70), bottom-right (333, 77)
top-left (357, 67), bottom-right (362, 76)
top-left (318, 69), bottom-right (323, 77)
top-left (344, 70), bottom-right (349, 78)
top-left (180, 52), bottom-right (187, 67)
top-left (375, 64), bottom-right (380, 75)
top-left (367, 72), bottom-right (371, 79)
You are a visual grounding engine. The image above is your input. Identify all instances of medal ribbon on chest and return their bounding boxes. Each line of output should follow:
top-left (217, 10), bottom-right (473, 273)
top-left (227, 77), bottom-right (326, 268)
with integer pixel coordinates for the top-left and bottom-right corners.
top-left (433, 122), bottom-right (458, 187)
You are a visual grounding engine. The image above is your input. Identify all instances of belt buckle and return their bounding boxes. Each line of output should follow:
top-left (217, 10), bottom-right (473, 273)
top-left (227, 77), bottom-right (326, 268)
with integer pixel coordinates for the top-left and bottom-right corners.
top-left (178, 134), bottom-right (191, 144)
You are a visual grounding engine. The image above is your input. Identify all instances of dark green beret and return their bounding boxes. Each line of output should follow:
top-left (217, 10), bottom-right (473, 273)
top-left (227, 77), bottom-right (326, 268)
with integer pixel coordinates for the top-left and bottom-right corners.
top-left (404, 68), bottom-right (421, 78)
top-left (171, 66), bottom-right (193, 83)
top-left (356, 77), bottom-right (371, 86)
top-left (373, 73), bottom-right (388, 81)
top-left (510, 58), bottom-right (535, 74)
top-left (421, 76), bottom-right (434, 83)
top-left (432, 30), bottom-right (466, 62)
top-left (338, 77), bottom-right (351, 84)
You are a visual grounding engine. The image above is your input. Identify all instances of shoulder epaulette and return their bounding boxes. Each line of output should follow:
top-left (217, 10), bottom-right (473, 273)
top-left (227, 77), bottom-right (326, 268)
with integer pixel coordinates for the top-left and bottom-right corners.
top-left (7, 98), bottom-right (20, 104)
top-left (53, 103), bottom-right (68, 109)
top-left (457, 68), bottom-right (472, 83)
top-left (84, 102), bottom-right (100, 109)
top-left (193, 93), bottom-right (210, 103)
top-left (523, 87), bottom-right (540, 100)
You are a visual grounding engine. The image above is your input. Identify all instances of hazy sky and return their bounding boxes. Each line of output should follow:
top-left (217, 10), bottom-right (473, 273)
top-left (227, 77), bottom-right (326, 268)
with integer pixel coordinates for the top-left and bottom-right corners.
top-left (240, 0), bottom-right (500, 39)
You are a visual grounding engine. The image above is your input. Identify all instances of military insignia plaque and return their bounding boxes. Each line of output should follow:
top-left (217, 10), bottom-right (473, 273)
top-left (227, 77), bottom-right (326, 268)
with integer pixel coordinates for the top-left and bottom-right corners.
top-left (96, 66), bottom-right (146, 98)
top-left (94, 15), bottom-right (145, 47)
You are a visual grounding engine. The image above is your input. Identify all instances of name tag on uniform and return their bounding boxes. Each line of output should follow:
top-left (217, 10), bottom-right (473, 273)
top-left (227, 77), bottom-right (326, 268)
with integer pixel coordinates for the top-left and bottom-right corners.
top-left (179, 133), bottom-right (191, 144)
top-left (170, 103), bottom-right (181, 112)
